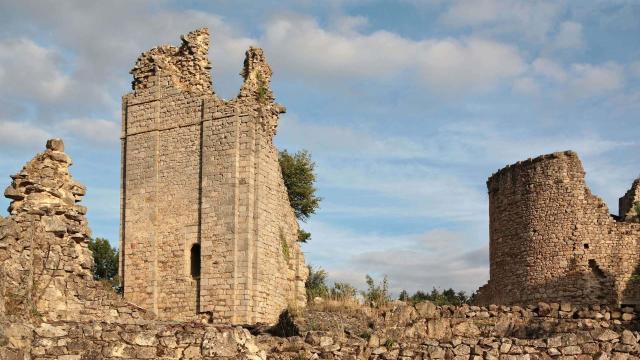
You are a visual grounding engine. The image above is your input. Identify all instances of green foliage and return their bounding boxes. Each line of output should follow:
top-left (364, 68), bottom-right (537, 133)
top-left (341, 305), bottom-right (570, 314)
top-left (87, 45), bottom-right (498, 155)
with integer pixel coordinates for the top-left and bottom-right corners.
top-left (281, 240), bottom-right (290, 261)
top-left (398, 289), bottom-right (409, 301)
top-left (297, 229), bottom-right (311, 242)
top-left (408, 287), bottom-right (472, 306)
top-left (88, 237), bottom-right (118, 280)
top-left (361, 274), bottom-right (390, 307)
top-left (256, 72), bottom-right (269, 103)
top-left (278, 150), bottom-right (321, 223)
top-left (280, 229), bottom-right (290, 261)
top-left (305, 265), bottom-right (329, 300)
top-left (634, 201), bottom-right (640, 216)
top-left (330, 282), bottom-right (357, 301)
top-left (88, 237), bottom-right (121, 293)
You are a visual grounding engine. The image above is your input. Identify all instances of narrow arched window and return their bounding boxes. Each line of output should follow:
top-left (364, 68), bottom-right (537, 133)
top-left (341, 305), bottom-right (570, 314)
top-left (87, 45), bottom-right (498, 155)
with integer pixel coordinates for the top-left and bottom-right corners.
top-left (190, 243), bottom-right (201, 278)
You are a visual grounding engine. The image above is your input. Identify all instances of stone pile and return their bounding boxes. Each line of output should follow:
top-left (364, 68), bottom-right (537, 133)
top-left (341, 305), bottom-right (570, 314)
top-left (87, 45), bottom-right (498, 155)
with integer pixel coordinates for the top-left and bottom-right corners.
top-left (0, 139), bottom-right (150, 324)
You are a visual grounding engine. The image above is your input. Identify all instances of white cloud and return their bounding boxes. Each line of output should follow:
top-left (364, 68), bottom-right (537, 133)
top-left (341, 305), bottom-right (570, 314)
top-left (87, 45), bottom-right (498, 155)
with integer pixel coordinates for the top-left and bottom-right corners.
top-left (59, 118), bottom-right (120, 146)
top-left (303, 223), bottom-right (489, 294)
top-left (278, 115), bottom-right (427, 159)
top-left (529, 59), bottom-right (626, 99)
top-left (280, 116), bottom-right (627, 169)
top-left (0, 39), bottom-right (70, 102)
top-left (263, 15), bottom-right (417, 79)
top-left (2, 2), bottom-right (256, 112)
top-left (439, 0), bottom-right (564, 43)
top-left (552, 21), bottom-right (585, 50)
top-left (630, 61), bottom-right (640, 78)
top-left (512, 76), bottom-right (540, 95)
top-left (0, 120), bottom-right (50, 151)
top-left (533, 58), bottom-right (567, 82)
top-left (263, 15), bottom-right (525, 92)
top-left (419, 38), bottom-right (525, 92)
top-left (568, 62), bottom-right (624, 98)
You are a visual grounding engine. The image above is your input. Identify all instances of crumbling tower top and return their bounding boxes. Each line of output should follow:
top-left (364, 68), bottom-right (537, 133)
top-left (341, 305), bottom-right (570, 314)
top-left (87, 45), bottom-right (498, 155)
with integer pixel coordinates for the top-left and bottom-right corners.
top-left (130, 27), bottom-right (213, 93)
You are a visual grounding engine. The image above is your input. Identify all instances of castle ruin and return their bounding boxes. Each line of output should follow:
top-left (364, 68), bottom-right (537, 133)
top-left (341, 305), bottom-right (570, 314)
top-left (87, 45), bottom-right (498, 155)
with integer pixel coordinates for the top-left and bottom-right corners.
top-left (119, 28), bottom-right (307, 325)
top-left (476, 151), bottom-right (640, 306)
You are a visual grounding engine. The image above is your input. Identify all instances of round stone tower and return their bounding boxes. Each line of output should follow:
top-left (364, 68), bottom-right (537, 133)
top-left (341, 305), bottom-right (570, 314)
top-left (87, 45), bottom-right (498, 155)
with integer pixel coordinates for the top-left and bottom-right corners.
top-left (476, 151), bottom-right (640, 305)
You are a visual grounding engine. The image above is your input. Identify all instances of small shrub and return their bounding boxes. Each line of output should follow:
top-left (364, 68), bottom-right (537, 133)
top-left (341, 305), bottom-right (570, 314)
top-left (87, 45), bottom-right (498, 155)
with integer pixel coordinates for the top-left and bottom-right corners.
top-left (305, 265), bottom-right (329, 300)
top-left (408, 287), bottom-right (472, 306)
top-left (256, 73), bottom-right (269, 103)
top-left (361, 274), bottom-right (390, 307)
top-left (330, 282), bottom-right (356, 301)
top-left (297, 229), bottom-right (311, 242)
top-left (280, 228), bottom-right (290, 261)
top-left (269, 309), bottom-right (300, 337)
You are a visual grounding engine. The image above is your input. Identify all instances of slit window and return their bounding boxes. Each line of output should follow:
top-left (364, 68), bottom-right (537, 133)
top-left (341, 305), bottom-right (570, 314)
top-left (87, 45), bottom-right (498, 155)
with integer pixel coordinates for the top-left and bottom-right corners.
top-left (190, 243), bottom-right (201, 278)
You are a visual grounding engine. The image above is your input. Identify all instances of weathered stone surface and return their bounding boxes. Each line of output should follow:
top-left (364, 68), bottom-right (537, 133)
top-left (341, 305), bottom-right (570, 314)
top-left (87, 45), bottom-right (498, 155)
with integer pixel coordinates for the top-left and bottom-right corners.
top-left (415, 300), bottom-right (438, 318)
top-left (476, 151), bottom-right (640, 306)
top-left (0, 139), bottom-right (147, 324)
top-left (120, 28), bottom-right (307, 325)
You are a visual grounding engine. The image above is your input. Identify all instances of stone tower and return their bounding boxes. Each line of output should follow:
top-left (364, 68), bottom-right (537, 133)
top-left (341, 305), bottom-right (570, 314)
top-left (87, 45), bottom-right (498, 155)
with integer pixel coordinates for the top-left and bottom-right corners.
top-left (119, 28), bottom-right (307, 325)
top-left (476, 151), bottom-right (640, 306)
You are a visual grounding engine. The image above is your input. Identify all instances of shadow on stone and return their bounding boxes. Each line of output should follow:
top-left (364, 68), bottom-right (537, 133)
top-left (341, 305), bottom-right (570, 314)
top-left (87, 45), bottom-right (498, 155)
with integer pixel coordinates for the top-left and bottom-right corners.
top-left (268, 309), bottom-right (300, 337)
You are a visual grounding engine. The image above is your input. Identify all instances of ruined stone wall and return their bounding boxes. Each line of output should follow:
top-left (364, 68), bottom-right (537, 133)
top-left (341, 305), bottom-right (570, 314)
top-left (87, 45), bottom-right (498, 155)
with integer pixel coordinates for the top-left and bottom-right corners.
top-left (265, 302), bottom-right (640, 359)
top-left (0, 139), bottom-right (151, 326)
top-left (1, 321), bottom-right (265, 359)
top-left (120, 28), bottom-right (306, 325)
top-left (5, 300), bottom-right (640, 359)
top-left (476, 151), bottom-right (640, 306)
top-left (620, 178), bottom-right (640, 221)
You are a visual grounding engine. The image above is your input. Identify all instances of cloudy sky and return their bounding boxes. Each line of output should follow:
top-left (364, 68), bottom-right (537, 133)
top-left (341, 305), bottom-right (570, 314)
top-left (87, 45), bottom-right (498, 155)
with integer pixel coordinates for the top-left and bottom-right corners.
top-left (0, 0), bottom-right (638, 295)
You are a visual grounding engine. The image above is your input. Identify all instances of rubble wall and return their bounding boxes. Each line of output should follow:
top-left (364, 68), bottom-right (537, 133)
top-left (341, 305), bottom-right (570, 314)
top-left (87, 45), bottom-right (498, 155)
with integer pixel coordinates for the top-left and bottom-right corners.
top-left (476, 151), bottom-right (640, 306)
top-left (0, 139), bottom-right (149, 324)
top-left (4, 301), bottom-right (640, 359)
top-left (262, 302), bottom-right (640, 359)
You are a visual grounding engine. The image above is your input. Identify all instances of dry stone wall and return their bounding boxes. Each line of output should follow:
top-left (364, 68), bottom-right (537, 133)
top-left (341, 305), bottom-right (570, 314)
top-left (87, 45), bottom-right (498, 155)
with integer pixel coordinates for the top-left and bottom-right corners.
top-left (260, 301), bottom-right (640, 359)
top-left (120, 28), bottom-right (306, 325)
top-left (476, 151), bottom-right (640, 306)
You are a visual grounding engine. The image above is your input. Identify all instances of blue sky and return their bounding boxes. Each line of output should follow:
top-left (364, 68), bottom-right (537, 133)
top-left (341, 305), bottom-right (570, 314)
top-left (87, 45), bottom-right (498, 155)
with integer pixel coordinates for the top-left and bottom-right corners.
top-left (0, 0), bottom-right (638, 295)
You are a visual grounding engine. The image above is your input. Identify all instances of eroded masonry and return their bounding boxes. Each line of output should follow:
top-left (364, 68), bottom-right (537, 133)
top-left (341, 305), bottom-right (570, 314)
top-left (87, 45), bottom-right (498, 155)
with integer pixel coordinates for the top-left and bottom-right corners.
top-left (476, 151), bottom-right (640, 306)
top-left (120, 28), bottom-right (307, 324)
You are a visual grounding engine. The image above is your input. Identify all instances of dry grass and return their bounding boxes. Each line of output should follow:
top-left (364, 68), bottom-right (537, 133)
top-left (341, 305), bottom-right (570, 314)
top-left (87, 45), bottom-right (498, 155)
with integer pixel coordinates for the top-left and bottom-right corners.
top-left (308, 298), bottom-right (363, 314)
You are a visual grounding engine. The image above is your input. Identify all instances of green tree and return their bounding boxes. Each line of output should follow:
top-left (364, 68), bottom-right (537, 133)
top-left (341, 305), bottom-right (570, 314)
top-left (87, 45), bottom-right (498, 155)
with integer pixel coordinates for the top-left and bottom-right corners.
top-left (408, 287), bottom-right (472, 306)
top-left (305, 265), bottom-right (329, 301)
top-left (88, 237), bottom-right (119, 280)
top-left (398, 289), bottom-right (409, 301)
top-left (278, 149), bottom-right (321, 242)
